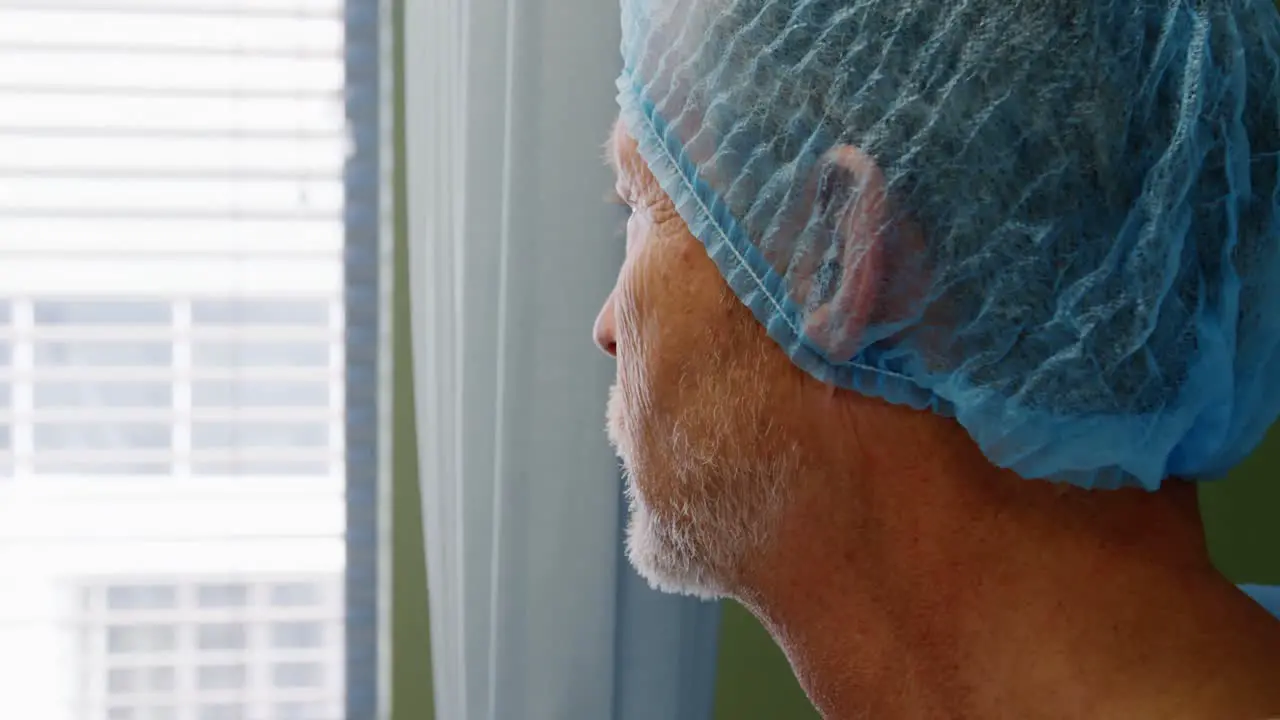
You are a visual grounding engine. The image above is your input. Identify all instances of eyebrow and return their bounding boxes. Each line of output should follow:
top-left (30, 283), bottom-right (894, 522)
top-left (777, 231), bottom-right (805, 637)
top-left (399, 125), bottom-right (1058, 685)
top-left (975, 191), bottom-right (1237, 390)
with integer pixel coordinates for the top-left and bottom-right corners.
top-left (602, 121), bottom-right (621, 178)
top-left (602, 120), bottom-right (631, 206)
top-left (604, 186), bottom-right (628, 206)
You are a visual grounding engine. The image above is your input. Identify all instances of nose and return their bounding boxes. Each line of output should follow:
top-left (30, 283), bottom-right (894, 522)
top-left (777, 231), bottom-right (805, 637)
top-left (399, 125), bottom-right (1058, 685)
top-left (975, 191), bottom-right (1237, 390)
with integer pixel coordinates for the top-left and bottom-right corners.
top-left (594, 293), bottom-right (617, 357)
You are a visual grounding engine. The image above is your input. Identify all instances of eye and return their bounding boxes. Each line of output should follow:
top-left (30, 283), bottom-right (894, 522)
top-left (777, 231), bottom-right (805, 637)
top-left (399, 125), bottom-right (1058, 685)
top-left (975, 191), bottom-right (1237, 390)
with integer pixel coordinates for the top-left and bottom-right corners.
top-left (606, 190), bottom-right (633, 240)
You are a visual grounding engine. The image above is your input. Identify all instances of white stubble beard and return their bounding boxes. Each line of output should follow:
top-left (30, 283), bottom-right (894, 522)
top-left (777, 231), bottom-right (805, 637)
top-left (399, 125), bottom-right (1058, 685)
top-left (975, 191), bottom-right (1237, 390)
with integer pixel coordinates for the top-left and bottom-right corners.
top-left (607, 383), bottom-right (794, 600)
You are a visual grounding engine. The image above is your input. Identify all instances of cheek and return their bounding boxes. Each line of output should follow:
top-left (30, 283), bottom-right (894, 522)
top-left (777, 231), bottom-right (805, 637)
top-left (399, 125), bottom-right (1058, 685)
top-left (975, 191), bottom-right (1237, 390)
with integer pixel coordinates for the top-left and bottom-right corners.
top-left (612, 206), bottom-right (718, 418)
top-left (613, 245), bottom-right (681, 433)
top-left (613, 272), bottom-right (652, 399)
top-left (613, 213), bottom-right (661, 369)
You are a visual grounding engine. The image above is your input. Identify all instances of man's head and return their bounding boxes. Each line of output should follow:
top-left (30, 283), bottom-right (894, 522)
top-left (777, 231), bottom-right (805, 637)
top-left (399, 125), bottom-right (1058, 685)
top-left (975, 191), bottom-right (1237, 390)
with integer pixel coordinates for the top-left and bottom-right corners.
top-left (600, 0), bottom-right (1280, 596)
top-left (611, 0), bottom-right (1280, 494)
top-left (598, 120), bottom-right (954, 598)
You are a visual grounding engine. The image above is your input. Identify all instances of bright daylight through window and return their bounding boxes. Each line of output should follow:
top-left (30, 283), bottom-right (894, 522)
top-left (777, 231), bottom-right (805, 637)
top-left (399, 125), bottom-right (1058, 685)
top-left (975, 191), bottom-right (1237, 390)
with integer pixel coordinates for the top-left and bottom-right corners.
top-left (0, 2), bottom-right (357, 719)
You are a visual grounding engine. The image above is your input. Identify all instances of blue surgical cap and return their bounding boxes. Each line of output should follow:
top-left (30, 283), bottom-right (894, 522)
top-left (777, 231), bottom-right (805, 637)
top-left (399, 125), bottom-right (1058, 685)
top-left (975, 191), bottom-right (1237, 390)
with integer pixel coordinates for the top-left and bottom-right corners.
top-left (616, 0), bottom-right (1280, 490)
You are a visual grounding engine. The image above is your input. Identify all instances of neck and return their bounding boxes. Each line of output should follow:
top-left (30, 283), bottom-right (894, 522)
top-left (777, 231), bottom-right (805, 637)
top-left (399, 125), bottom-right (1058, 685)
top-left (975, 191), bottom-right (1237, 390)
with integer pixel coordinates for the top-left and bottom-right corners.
top-left (733, 418), bottom-right (1280, 720)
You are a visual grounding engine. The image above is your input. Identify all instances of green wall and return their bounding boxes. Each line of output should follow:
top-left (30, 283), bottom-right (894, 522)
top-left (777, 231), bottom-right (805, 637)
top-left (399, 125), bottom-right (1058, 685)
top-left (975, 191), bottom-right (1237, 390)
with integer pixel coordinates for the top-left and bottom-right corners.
top-left (713, 602), bottom-right (818, 719)
top-left (1201, 424), bottom-right (1280, 585)
top-left (389, 0), bottom-right (435, 715)
top-left (390, 205), bottom-right (435, 720)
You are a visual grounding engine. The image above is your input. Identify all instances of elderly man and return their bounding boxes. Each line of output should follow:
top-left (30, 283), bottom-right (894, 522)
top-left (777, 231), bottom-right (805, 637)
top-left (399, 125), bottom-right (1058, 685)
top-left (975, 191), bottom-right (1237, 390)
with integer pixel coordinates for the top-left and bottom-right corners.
top-left (593, 0), bottom-right (1280, 717)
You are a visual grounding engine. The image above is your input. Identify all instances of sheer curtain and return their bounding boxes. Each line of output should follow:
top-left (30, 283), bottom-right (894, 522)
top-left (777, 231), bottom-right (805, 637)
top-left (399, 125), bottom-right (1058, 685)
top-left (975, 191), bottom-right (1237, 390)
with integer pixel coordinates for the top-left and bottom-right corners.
top-left (401, 0), bottom-right (722, 718)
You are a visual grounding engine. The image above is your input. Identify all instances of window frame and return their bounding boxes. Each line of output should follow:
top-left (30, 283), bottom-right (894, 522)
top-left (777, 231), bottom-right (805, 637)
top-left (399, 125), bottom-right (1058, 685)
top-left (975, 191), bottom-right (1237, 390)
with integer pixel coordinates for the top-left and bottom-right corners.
top-left (341, 0), bottom-right (389, 718)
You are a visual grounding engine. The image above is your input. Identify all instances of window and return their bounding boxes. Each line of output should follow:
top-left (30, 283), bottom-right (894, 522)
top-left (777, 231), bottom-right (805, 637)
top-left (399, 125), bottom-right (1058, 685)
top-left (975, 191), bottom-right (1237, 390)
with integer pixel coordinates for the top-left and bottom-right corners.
top-left (197, 705), bottom-right (245, 720)
top-left (107, 667), bottom-right (176, 694)
top-left (192, 379), bottom-right (329, 408)
top-left (80, 577), bottom-right (343, 720)
top-left (197, 664), bottom-right (247, 691)
top-left (196, 584), bottom-right (249, 609)
top-left (274, 702), bottom-right (327, 720)
top-left (34, 341), bottom-right (172, 367)
top-left (34, 423), bottom-right (171, 450)
top-left (270, 582), bottom-right (323, 608)
top-left (273, 662), bottom-right (324, 689)
top-left (106, 586), bottom-right (177, 612)
top-left (0, 1), bottom-right (380, 719)
top-left (33, 300), bottom-right (171, 326)
top-left (193, 341), bottom-right (329, 368)
top-left (193, 422), bottom-right (329, 449)
top-left (107, 626), bottom-right (178, 654)
top-left (15, 297), bottom-right (341, 477)
top-left (34, 381), bottom-right (172, 408)
top-left (271, 621), bottom-right (325, 649)
top-left (197, 623), bottom-right (248, 651)
top-left (192, 300), bottom-right (330, 327)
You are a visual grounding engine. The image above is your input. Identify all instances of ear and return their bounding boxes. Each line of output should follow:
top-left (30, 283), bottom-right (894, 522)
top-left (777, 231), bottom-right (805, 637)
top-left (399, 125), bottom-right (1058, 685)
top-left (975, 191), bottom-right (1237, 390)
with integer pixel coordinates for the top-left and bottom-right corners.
top-left (800, 145), bottom-right (891, 361)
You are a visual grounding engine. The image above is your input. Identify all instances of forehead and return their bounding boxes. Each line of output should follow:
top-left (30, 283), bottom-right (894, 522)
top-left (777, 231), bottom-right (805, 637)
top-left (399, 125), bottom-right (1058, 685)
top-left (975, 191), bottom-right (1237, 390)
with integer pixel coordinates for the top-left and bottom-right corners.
top-left (607, 118), bottom-right (628, 172)
top-left (607, 118), bottom-right (657, 195)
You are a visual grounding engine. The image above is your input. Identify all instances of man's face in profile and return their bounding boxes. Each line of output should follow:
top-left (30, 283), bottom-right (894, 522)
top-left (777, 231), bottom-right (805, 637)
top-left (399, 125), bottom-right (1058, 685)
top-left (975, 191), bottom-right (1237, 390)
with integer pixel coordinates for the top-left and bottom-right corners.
top-left (595, 119), bottom-right (809, 599)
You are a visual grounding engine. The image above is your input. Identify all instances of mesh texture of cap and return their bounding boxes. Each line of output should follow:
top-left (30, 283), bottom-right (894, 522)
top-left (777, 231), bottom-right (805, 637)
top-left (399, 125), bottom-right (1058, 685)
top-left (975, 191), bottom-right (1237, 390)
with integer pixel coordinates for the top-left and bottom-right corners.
top-left (616, 0), bottom-right (1280, 489)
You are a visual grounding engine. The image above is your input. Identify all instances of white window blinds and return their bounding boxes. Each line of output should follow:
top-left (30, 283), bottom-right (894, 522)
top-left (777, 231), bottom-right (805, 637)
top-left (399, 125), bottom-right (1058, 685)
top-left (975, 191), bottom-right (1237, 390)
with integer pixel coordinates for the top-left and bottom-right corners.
top-left (0, 2), bottom-right (346, 478)
top-left (0, 3), bottom-right (365, 720)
